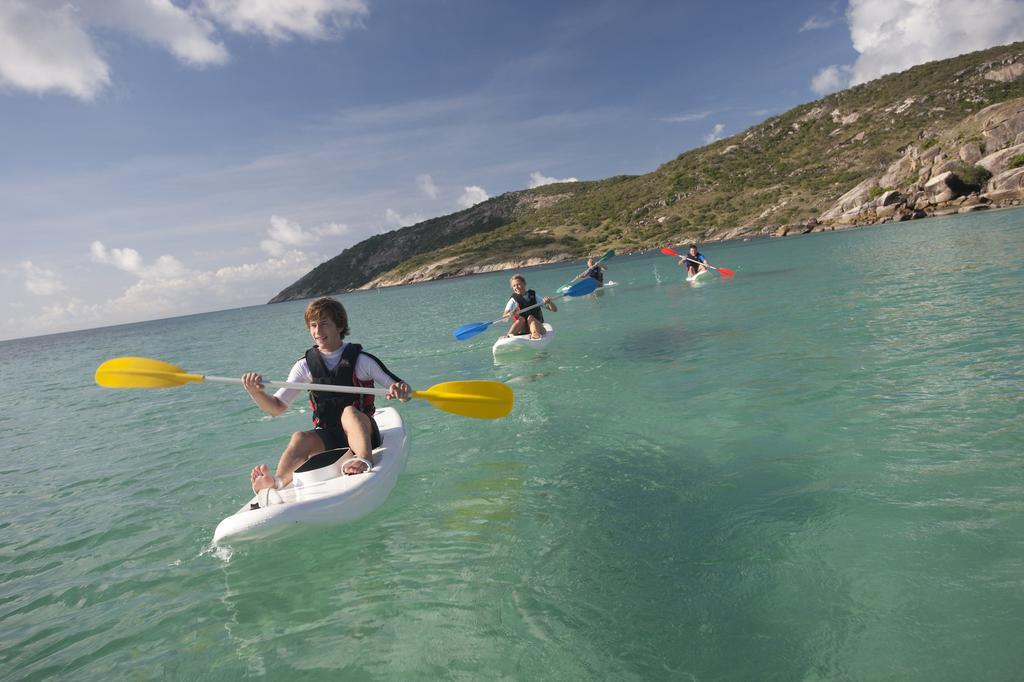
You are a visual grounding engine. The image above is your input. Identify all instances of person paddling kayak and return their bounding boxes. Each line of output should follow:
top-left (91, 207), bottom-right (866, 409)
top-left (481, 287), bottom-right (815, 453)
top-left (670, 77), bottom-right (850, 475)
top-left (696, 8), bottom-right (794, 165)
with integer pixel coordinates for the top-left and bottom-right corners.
top-left (678, 244), bottom-right (709, 278)
top-left (502, 274), bottom-right (557, 339)
top-left (571, 257), bottom-right (607, 288)
top-left (242, 297), bottom-right (411, 495)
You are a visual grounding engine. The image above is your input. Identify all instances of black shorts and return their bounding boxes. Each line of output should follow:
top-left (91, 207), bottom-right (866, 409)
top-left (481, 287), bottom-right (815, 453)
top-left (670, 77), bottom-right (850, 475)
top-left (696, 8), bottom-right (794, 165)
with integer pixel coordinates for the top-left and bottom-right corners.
top-left (314, 417), bottom-right (381, 452)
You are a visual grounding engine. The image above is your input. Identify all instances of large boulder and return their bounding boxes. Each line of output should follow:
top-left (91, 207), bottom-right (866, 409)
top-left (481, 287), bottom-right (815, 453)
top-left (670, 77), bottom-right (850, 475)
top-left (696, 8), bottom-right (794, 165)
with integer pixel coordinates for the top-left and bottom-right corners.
top-left (973, 99), bottom-right (1024, 150)
top-left (977, 142), bottom-right (1024, 175)
top-left (875, 204), bottom-right (899, 218)
top-left (932, 159), bottom-right (963, 176)
top-left (880, 152), bottom-right (918, 187)
top-left (987, 167), bottom-right (1024, 192)
top-left (984, 63), bottom-right (1024, 82)
top-left (818, 176), bottom-right (878, 222)
top-left (919, 144), bottom-right (943, 164)
top-left (959, 142), bottom-right (983, 164)
top-left (924, 171), bottom-right (969, 203)
top-left (876, 190), bottom-right (903, 207)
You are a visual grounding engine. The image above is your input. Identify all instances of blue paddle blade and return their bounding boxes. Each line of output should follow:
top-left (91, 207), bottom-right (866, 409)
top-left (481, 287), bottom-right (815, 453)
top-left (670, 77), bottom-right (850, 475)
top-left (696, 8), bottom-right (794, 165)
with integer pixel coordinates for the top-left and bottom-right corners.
top-left (565, 277), bottom-right (598, 296)
top-left (453, 321), bottom-right (493, 341)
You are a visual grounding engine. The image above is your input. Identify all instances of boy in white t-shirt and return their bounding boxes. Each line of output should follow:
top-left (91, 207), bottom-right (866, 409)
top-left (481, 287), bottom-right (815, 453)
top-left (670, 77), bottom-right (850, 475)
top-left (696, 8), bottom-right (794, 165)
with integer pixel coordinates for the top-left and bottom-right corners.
top-left (242, 297), bottom-right (410, 494)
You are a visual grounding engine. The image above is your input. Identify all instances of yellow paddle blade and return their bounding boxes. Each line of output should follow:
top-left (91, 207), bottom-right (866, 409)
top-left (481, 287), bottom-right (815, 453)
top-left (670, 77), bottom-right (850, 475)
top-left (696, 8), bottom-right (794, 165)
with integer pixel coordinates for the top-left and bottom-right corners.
top-left (95, 357), bottom-right (204, 389)
top-left (414, 380), bottom-right (513, 420)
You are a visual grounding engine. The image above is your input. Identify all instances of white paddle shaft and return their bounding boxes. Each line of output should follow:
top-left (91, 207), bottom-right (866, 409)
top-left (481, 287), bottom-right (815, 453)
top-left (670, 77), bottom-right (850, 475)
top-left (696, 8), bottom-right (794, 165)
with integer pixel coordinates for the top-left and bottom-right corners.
top-left (204, 375), bottom-right (390, 396)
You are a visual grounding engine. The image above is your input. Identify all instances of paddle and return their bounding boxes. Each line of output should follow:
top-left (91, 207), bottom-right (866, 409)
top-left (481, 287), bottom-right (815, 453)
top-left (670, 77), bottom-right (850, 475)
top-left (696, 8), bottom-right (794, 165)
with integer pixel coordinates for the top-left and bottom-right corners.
top-left (659, 247), bottom-right (735, 277)
top-left (452, 277), bottom-right (598, 341)
top-left (558, 248), bottom-right (615, 291)
top-left (95, 356), bottom-right (513, 420)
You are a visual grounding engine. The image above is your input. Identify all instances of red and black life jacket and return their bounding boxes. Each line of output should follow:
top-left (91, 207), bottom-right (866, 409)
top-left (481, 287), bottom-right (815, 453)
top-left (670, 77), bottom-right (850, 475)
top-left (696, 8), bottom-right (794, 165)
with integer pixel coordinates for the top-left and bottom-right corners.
top-left (511, 289), bottom-right (544, 323)
top-left (305, 343), bottom-right (375, 427)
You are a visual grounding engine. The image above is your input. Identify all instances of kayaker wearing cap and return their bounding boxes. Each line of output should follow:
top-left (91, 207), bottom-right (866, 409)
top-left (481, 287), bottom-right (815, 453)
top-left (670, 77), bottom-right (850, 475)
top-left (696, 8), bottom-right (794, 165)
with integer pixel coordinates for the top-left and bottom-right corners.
top-left (679, 244), bottom-right (709, 278)
top-left (242, 296), bottom-right (411, 494)
top-left (571, 257), bottom-right (607, 288)
top-left (501, 274), bottom-right (557, 339)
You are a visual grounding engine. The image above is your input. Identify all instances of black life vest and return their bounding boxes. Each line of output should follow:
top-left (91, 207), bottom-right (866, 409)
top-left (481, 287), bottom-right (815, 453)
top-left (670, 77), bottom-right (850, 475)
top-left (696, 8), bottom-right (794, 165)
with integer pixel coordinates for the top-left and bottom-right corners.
top-left (305, 343), bottom-right (375, 427)
top-left (511, 289), bottom-right (543, 323)
top-left (586, 266), bottom-right (604, 283)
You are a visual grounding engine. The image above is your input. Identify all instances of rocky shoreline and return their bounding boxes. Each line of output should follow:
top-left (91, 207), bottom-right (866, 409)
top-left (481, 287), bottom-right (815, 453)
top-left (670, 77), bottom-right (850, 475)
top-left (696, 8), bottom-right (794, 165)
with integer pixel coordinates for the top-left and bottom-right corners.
top-left (765, 98), bottom-right (1024, 238)
top-left (271, 48), bottom-right (1024, 304)
top-left (362, 99), bottom-right (1024, 289)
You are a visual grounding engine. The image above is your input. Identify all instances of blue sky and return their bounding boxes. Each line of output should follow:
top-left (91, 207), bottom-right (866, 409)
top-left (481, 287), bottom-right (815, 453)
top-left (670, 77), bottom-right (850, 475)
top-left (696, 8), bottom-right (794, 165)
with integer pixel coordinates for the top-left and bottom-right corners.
top-left (3, 0), bottom-right (1023, 340)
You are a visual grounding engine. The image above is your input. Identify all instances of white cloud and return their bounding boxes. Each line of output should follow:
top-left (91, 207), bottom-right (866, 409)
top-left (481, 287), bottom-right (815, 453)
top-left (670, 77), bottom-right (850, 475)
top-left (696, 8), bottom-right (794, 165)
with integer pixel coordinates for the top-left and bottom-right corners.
top-left (528, 171), bottom-right (578, 188)
top-left (799, 15), bottom-right (837, 32)
top-left (384, 208), bottom-right (422, 228)
top-left (0, 1), bottom-right (111, 100)
top-left (19, 260), bottom-right (65, 296)
top-left (703, 123), bottom-right (725, 144)
top-left (314, 221), bottom-right (349, 237)
top-left (24, 249), bottom-right (317, 338)
top-left (416, 173), bottom-right (438, 198)
top-left (660, 111), bottom-right (711, 123)
top-left (457, 186), bottom-right (489, 209)
top-left (90, 241), bottom-right (145, 273)
top-left (811, 64), bottom-right (854, 95)
top-left (203, 0), bottom-right (369, 41)
top-left (811, 0), bottom-right (1024, 93)
top-left (90, 0), bottom-right (228, 67)
top-left (0, 0), bottom-right (368, 100)
top-left (91, 240), bottom-right (188, 278)
top-left (260, 214), bottom-right (349, 256)
top-left (266, 214), bottom-right (316, 246)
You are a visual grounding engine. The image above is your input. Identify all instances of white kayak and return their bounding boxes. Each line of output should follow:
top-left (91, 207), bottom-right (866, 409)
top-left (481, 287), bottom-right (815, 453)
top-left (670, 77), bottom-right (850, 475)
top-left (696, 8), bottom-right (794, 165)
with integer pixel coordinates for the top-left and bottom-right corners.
top-left (492, 323), bottom-right (555, 355)
top-left (213, 407), bottom-right (409, 545)
top-left (686, 270), bottom-right (706, 283)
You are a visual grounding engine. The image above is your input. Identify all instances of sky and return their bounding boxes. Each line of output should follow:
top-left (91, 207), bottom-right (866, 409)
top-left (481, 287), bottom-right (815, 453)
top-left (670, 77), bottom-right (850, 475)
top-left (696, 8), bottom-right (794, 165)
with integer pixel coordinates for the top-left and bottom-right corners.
top-left (3, 0), bottom-right (1023, 341)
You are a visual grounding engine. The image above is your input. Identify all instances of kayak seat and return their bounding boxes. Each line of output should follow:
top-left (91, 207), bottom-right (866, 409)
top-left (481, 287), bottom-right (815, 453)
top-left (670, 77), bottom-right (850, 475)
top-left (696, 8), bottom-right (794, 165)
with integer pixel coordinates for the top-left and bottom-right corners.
top-left (294, 448), bottom-right (349, 487)
top-left (296, 448), bottom-right (347, 472)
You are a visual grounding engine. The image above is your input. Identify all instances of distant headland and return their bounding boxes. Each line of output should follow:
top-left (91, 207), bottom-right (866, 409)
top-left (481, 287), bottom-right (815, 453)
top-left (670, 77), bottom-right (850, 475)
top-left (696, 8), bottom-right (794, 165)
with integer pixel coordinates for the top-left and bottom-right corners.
top-left (270, 41), bottom-right (1024, 303)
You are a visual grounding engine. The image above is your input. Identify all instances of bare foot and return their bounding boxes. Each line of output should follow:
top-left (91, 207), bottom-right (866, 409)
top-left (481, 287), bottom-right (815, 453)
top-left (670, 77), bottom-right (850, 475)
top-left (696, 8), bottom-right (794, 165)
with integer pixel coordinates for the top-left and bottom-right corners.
top-left (341, 453), bottom-right (375, 475)
top-left (251, 464), bottom-right (277, 493)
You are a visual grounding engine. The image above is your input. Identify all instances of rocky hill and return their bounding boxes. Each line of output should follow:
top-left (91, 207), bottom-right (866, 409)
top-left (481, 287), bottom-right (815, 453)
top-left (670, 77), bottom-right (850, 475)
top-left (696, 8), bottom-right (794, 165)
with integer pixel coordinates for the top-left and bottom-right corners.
top-left (270, 41), bottom-right (1024, 303)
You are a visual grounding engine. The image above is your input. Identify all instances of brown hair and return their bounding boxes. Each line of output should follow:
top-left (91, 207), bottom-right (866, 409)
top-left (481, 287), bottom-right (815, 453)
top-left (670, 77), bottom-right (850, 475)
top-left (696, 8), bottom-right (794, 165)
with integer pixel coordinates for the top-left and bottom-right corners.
top-left (304, 297), bottom-right (350, 339)
top-left (510, 274), bottom-right (526, 284)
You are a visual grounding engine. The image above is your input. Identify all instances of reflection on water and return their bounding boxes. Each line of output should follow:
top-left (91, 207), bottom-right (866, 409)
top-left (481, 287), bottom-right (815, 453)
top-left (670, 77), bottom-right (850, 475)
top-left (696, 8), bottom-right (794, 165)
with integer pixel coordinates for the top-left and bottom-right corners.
top-left (505, 372), bottom-right (550, 384)
top-left (620, 324), bottom-right (707, 362)
top-left (736, 267), bottom-right (800, 279)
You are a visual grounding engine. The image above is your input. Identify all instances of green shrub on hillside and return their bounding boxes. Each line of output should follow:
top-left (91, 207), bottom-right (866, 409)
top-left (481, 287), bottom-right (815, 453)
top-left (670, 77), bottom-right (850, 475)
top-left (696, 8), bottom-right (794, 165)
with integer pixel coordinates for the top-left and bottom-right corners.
top-left (1009, 154), bottom-right (1024, 170)
top-left (954, 163), bottom-right (993, 190)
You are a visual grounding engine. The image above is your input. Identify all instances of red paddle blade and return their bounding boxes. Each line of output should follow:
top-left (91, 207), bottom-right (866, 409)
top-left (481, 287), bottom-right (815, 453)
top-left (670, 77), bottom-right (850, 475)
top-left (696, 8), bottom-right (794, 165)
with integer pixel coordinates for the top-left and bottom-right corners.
top-left (717, 267), bottom-right (735, 277)
top-left (660, 247), bottom-right (680, 257)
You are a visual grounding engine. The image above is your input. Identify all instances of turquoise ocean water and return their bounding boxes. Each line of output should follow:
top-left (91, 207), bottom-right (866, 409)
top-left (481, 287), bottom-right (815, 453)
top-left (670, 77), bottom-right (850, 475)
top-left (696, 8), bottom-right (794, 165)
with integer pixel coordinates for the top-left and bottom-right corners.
top-left (2, 209), bottom-right (1023, 680)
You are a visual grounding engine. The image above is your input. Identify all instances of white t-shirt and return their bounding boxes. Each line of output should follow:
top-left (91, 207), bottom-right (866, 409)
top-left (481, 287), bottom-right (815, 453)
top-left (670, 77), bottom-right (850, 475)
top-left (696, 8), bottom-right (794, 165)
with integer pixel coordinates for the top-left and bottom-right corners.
top-left (273, 343), bottom-right (398, 407)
